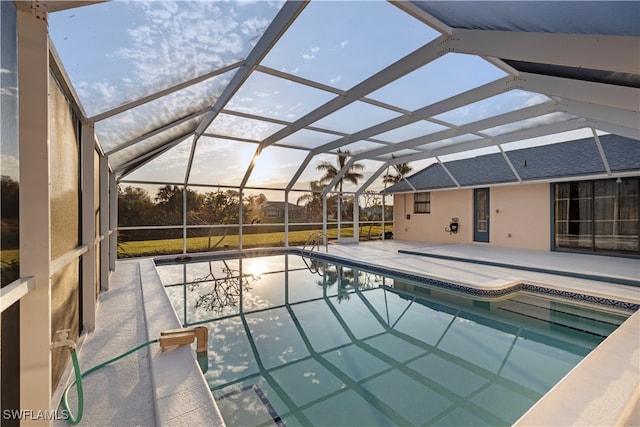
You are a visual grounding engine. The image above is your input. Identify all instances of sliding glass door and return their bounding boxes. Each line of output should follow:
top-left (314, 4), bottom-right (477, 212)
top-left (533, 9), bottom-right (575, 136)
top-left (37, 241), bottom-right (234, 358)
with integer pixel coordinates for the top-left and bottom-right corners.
top-left (554, 178), bottom-right (639, 255)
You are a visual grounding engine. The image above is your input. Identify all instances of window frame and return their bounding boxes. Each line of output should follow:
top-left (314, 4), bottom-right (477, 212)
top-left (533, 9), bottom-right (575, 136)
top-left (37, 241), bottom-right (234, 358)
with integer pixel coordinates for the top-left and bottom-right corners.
top-left (414, 191), bottom-right (431, 214)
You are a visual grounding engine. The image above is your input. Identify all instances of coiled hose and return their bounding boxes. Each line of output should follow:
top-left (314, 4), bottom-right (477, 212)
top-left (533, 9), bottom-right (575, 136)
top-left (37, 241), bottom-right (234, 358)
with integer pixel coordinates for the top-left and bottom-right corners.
top-left (61, 339), bottom-right (159, 425)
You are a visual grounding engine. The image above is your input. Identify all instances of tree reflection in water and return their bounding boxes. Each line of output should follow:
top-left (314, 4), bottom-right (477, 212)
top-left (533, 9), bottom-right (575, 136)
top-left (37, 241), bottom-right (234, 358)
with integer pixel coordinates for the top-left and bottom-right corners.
top-left (307, 258), bottom-right (385, 302)
top-left (187, 259), bottom-right (257, 313)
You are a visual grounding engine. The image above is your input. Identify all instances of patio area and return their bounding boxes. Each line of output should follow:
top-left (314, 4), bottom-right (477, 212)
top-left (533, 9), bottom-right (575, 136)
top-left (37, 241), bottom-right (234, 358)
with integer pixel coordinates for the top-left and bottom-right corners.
top-left (65, 241), bottom-right (639, 426)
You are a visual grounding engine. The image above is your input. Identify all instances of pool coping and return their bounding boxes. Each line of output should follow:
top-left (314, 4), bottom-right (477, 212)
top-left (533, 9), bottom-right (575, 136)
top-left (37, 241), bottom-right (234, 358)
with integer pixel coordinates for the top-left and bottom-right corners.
top-left (397, 248), bottom-right (640, 287)
top-left (152, 246), bottom-right (640, 426)
top-left (139, 258), bottom-right (226, 426)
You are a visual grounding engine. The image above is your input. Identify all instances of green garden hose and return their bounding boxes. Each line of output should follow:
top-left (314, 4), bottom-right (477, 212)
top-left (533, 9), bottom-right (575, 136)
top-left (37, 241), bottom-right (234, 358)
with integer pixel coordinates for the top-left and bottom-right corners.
top-left (61, 339), bottom-right (159, 425)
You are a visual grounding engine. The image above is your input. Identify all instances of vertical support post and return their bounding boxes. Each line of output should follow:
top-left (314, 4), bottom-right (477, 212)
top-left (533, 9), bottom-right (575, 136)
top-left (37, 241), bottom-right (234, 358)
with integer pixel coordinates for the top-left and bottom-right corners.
top-left (322, 194), bottom-right (327, 247)
top-left (238, 190), bottom-right (243, 250)
top-left (18, 5), bottom-right (52, 417)
top-left (284, 190), bottom-right (289, 248)
top-left (382, 194), bottom-right (386, 240)
top-left (109, 172), bottom-right (117, 271)
top-left (353, 195), bottom-right (359, 242)
top-left (81, 124), bottom-right (96, 331)
top-left (183, 185), bottom-right (187, 254)
top-left (99, 156), bottom-right (110, 291)
top-left (337, 193), bottom-right (341, 243)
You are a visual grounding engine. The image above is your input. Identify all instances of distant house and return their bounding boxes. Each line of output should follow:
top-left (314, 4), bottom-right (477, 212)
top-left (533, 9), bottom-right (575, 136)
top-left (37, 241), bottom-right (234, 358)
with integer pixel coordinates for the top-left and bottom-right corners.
top-left (260, 201), bottom-right (303, 220)
top-left (383, 135), bottom-right (640, 256)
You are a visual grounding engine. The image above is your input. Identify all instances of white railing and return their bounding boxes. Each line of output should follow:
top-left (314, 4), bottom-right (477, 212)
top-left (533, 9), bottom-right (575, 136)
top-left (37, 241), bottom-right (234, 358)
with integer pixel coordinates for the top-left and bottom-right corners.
top-left (0, 241), bottom-right (98, 313)
top-left (0, 276), bottom-right (35, 313)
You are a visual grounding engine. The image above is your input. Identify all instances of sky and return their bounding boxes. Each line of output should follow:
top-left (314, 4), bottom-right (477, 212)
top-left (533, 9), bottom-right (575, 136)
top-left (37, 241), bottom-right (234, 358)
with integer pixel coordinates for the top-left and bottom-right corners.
top-left (48, 0), bottom-right (599, 198)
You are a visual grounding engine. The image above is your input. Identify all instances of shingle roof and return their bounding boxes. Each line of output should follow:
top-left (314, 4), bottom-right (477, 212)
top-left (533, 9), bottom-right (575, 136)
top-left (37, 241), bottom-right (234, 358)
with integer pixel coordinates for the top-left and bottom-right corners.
top-left (384, 134), bottom-right (640, 193)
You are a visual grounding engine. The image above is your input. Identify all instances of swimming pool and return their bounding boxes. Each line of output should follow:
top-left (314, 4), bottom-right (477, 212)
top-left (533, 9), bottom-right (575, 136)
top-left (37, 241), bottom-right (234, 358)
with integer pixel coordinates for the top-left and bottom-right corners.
top-left (155, 253), bottom-right (632, 426)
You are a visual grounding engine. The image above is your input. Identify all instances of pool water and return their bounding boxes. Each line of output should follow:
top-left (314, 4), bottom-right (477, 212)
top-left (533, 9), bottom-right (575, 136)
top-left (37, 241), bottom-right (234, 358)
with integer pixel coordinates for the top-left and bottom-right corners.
top-left (156, 254), bottom-right (630, 427)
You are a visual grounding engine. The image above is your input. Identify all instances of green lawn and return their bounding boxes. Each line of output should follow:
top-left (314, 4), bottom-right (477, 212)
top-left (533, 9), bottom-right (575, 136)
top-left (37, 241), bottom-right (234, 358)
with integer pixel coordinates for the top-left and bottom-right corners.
top-left (118, 226), bottom-right (390, 258)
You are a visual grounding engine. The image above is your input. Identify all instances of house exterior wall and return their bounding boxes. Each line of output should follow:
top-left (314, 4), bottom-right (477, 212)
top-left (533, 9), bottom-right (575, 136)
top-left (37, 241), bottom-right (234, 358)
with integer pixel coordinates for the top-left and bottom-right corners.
top-left (393, 190), bottom-right (473, 244)
top-left (392, 183), bottom-right (551, 250)
top-left (490, 183), bottom-right (550, 250)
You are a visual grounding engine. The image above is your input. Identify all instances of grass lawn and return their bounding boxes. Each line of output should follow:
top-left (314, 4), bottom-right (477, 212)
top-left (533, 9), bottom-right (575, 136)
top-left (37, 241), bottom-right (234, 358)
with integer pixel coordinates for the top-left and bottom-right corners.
top-left (118, 226), bottom-right (390, 258)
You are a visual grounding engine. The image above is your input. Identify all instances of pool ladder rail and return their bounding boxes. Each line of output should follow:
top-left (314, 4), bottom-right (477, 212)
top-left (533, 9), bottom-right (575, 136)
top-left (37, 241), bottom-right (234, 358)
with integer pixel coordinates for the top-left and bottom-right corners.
top-left (302, 232), bottom-right (327, 256)
top-left (301, 232), bottom-right (327, 276)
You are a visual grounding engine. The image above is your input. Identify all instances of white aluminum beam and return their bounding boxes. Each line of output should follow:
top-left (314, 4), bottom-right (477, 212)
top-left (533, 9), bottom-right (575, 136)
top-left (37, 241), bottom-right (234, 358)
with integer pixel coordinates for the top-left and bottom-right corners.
top-left (115, 132), bottom-right (192, 177)
top-left (286, 152), bottom-right (314, 191)
top-left (352, 101), bottom-right (557, 161)
top-left (355, 163), bottom-right (390, 196)
top-left (99, 155), bottom-right (110, 291)
top-left (105, 107), bottom-right (208, 156)
top-left (498, 145), bottom-right (523, 183)
top-left (309, 76), bottom-right (514, 156)
top-left (390, 118), bottom-right (587, 165)
top-left (584, 121), bottom-right (640, 141)
top-left (241, 35), bottom-right (451, 189)
top-left (192, 1), bottom-right (308, 139)
top-left (557, 98), bottom-right (640, 131)
top-left (90, 61), bottom-right (243, 123)
top-left (432, 118), bottom-right (587, 157)
top-left (515, 72), bottom-right (640, 113)
top-left (449, 29), bottom-right (640, 75)
top-left (261, 35), bottom-right (449, 149)
top-left (390, 0), bottom-right (453, 35)
top-left (322, 157), bottom-right (356, 197)
top-left (436, 156), bottom-right (461, 188)
top-left (109, 172), bottom-right (117, 271)
top-left (591, 128), bottom-right (612, 176)
top-left (81, 124), bottom-right (97, 330)
top-left (18, 7), bottom-right (52, 415)
top-left (186, 1), bottom-right (308, 189)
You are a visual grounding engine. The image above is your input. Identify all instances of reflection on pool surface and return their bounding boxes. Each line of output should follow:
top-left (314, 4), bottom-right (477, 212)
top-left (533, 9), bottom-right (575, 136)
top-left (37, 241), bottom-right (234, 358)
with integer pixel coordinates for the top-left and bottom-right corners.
top-left (155, 254), bottom-right (630, 427)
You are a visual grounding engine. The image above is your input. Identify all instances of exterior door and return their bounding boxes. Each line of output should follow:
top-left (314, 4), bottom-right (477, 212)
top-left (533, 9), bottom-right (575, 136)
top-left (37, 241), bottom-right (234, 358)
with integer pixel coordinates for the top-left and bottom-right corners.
top-left (474, 188), bottom-right (490, 242)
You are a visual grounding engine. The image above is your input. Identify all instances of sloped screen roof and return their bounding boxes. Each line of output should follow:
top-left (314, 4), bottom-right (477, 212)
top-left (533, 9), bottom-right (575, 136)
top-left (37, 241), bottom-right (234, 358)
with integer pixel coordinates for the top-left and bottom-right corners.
top-left (48, 1), bottom-right (639, 194)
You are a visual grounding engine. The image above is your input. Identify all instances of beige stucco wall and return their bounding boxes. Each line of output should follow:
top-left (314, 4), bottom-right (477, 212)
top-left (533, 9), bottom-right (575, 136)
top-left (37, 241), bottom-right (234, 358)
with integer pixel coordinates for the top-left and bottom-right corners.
top-left (393, 189), bottom-right (474, 244)
top-left (491, 183), bottom-right (551, 250)
top-left (392, 183), bottom-right (551, 250)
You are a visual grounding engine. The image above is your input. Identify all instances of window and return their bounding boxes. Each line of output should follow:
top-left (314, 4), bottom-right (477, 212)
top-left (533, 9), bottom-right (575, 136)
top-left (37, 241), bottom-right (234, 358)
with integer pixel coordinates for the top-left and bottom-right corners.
top-left (554, 178), bottom-right (639, 255)
top-left (414, 192), bottom-right (431, 214)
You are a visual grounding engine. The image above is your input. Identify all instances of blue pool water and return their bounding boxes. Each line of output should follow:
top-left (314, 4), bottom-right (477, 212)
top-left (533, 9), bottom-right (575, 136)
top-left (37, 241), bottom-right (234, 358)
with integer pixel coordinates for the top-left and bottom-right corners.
top-left (155, 253), bottom-right (630, 427)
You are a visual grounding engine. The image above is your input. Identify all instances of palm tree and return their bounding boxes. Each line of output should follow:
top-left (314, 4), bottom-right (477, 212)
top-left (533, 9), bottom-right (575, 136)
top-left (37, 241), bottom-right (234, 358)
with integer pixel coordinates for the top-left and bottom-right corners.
top-left (316, 150), bottom-right (364, 222)
top-left (383, 162), bottom-right (412, 185)
top-left (316, 149), bottom-right (364, 193)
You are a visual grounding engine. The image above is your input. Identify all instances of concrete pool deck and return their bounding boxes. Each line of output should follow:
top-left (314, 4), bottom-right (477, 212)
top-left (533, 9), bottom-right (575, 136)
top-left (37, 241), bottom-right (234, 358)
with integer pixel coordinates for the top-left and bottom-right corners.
top-left (63, 241), bottom-right (639, 426)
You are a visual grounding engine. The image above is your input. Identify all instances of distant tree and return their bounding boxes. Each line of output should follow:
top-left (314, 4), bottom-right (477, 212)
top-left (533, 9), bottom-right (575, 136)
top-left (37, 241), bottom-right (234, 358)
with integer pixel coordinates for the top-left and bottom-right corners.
top-left (1, 175), bottom-right (19, 219)
top-left (383, 162), bottom-right (412, 185)
top-left (296, 180), bottom-right (324, 223)
top-left (243, 193), bottom-right (267, 224)
top-left (194, 190), bottom-right (241, 225)
top-left (190, 190), bottom-right (242, 249)
top-left (117, 185), bottom-right (157, 226)
top-left (1, 175), bottom-right (20, 253)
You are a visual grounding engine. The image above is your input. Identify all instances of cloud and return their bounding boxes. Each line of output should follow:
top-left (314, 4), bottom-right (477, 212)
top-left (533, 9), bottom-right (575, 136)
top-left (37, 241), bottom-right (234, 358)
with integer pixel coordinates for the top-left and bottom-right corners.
top-left (0, 86), bottom-right (18, 97)
top-left (78, 1), bottom-right (278, 117)
top-left (0, 154), bottom-right (20, 181)
top-left (303, 46), bottom-right (320, 60)
top-left (340, 40), bottom-right (348, 48)
top-left (0, 68), bottom-right (12, 74)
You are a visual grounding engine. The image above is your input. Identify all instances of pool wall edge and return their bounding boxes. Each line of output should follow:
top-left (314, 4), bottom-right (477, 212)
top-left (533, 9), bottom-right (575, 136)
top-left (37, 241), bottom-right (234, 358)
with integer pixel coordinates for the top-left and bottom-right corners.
top-left (514, 309), bottom-right (640, 427)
